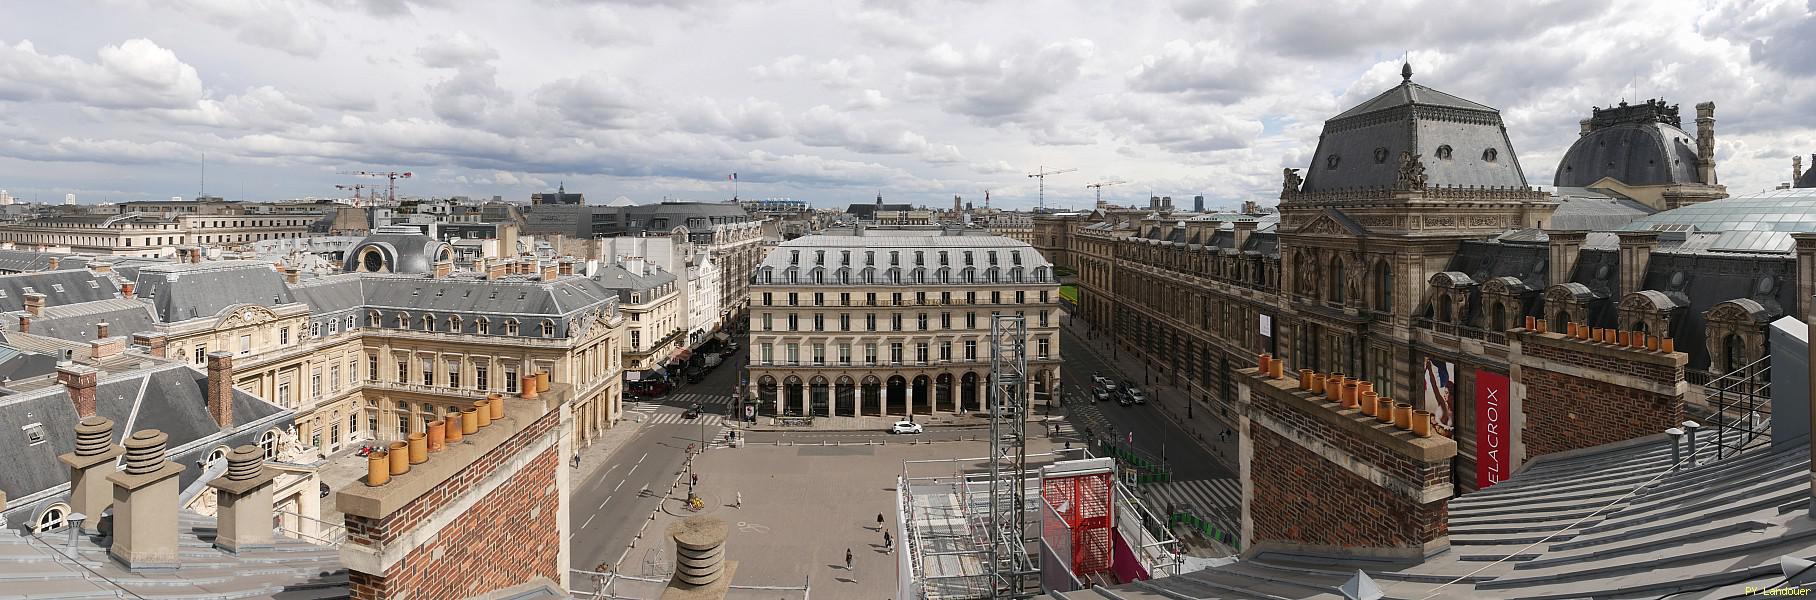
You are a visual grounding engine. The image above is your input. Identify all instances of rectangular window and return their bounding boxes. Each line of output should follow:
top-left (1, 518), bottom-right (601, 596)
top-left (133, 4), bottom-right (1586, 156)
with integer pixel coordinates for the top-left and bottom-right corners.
top-left (840, 292), bottom-right (850, 306)
top-left (839, 344), bottom-right (851, 365)
top-left (787, 315), bottom-right (798, 331)
top-left (277, 383), bottom-right (291, 407)
top-left (891, 314), bottom-right (902, 330)
top-left (866, 344), bottom-right (877, 365)
top-left (812, 344), bottom-right (824, 365)
top-left (421, 358), bottom-right (434, 386)
top-left (916, 291), bottom-right (926, 304)
top-left (940, 342), bottom-right (952, 360)
top-left (762, 292), bottom-right (772, 306)
top-left (918, 313), bottom-right (928, 330)
top-left (965, 340), bottom-right (977, 360)
top-left (367, 411), bottom-right (377, 434)
top-left (762, 314), bottom-right (772, 330)
top-left (941, 313), bottom-right (951, 328)
top-left (788, 293), bottom-right (798, 306)
top-left (397, 408), bottom-right (409, 436)
top-left (786, 343), bottom-right (799, 365)
top-left (813, 314), bottom-right (823, 331)
top-left (505, 366), bottom-right (519, 393)
top-left (1371, 347), bottom-right (1393, 399)
top-left (447, 360), bottom-right (460, 388)
top-left (991, 291), bottom-right (1001, 304)
top-left (476, 364), bottom-right (489, 391)
top-left (239, 335), bottom-right (251, 355)
top-left (966, 312), bottom-right (977, 328)
top-left (866, 292), bottom-right (876, 306)
top-left (866, 314), bottom-right (876, 331)
top-left (631, 330), bottom-right (641, 347)
top-left (890, 343), bottom-right (903, 364)
top-left (813, 292), bottom-right (823, 306)
top-left (349, 359), bottom-right (357, 386)
top-left (966, 292), bottom-right (976, 304)
top-left (1038, 338), bottom-right (1050, 359)
top-left (397, 360), bottom-right (407, 382)
top-left (916, 343), bottom-right (928, 363)
top-left (840, 314), bottom-right (850, 330)
top-left (761, 344), bottom-right (773, 363)
top-left (892, 292), bottom-right (902, 305)
top-left (329, 366), bottom-right (341, 392)
top-left (1040, 290), bottom-right (1049, 303)
top-left (311, 368), bottom-right (322, 399)
top-left (368, 356), bottom-right (379, 381)
top-left (1016, 291), bottom-right (1025, 304)
top-left (1039, 311), bottom-right (1049, 327)
top-left (279, 327), bottom-right (289, 345)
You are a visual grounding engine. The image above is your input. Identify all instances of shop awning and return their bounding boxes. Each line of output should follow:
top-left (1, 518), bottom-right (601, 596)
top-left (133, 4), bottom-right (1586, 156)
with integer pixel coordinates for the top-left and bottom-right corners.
top-left (668, 349), bottom-right (692, 364)
top-left (714, 332), bottom-right (731, 342)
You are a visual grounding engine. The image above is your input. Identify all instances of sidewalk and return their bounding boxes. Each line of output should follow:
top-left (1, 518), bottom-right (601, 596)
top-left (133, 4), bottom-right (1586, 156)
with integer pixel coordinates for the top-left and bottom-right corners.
top-left (1063, 312), bottom-right (1240, 470)
top-left (571, 415), bottom-right (653, 488)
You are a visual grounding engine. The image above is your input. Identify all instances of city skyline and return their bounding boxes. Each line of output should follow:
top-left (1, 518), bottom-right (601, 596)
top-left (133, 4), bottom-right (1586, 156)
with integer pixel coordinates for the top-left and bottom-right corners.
top-left (0, 0), bottom-right (1812, 208)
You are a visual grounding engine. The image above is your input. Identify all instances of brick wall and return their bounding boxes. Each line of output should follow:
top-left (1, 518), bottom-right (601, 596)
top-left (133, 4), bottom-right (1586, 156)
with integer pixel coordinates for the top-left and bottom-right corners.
top-left (1249, 425), bottom-right (1448, 549)
top-left (1519, 366), bottom-right (1683, 460)
top-left (346, 406), bottom-right (563, 600)
top-left (1522, 339), bottom-right (1683, 386)
top-left (1250, 392), bottom-right (1448, 490)
top-left (348, 447), bottom-right (560, 600)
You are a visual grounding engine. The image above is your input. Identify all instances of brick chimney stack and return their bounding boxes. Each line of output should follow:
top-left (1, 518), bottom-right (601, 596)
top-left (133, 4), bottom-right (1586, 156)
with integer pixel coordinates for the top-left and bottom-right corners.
top-left (57, 363), bottom-right (99, 418)
top-left (206, 351), bottom-right (234, 429)
top-left (1796, 155), bottom-right (1805, 184)
top-left (285, 268), bottom-right (300, 284)
top-left (97, 322), bottom-right (108, 339)
top-left (541, 262), bottom-right (557, 281)
top-left (132, 332), bottom-right (168, 358)
top-left (58, 415), bottom-right (123, 534)
top-left (207, 445), bottom-right (278, 554)
top-left (121, 281), bottom-right (135, 299)
top-left (23, 292), bottom-right (45, 317)
top-left (47, 256), bottom-right (59, 270)
top-left (433, 260), bottom-right (452, 278)
top-left (106, 429), bottom-right (185, 571)
top-left (90, 261), bottom-right (112, 274)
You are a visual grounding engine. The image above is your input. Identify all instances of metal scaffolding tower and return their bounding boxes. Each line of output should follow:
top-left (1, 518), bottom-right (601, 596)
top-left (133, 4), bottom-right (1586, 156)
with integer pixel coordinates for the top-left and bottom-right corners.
top-left (987, 315), bottom-right (1038, 598)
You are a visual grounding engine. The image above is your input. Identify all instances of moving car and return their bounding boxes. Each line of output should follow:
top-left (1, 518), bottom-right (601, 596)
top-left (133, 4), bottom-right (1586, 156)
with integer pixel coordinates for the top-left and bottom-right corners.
top-left (1092, 388), bottom-right (1111, 402)
top-left (1118, 395), bottom-right (1134, 406)
top-left (683, 404), bottom-right (701, 419)
top-left (890, 420), bottom-right (924, 434)
top-left (1126, 389), bottom-right (1148, 405)
top-left (1091, 373), bottom-right (1110, 386)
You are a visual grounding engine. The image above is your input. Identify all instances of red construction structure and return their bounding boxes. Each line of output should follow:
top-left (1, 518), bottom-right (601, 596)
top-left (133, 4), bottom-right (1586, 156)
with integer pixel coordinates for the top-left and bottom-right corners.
top-left (1040, 458), bottom-right (1116, 578)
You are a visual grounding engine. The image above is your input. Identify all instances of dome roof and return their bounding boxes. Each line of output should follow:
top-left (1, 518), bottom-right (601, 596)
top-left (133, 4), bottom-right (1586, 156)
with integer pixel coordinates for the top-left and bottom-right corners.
top-left (1554, 100), bottom-right (1705, 188)
top-left (343, 229), bottom-right (452, 274)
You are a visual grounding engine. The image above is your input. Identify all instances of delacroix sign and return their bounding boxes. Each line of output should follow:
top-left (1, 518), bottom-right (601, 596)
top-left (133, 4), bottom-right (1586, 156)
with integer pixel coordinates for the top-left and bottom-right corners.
top-left (1474, 369), bottom-right (1511, 489)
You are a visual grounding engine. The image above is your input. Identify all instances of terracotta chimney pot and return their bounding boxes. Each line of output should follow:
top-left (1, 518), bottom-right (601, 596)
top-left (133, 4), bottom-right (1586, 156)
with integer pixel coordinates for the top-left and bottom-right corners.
top-left (444, 414), bottom-right (463, 443)
top-left (387, 442), bottom-right (409, 475)
top-left (366, 451), bottom-right (390, 486)
top-left (427, 420), bottom-right (446, 452)
top-left (407, 433), bottom-right (427, 465)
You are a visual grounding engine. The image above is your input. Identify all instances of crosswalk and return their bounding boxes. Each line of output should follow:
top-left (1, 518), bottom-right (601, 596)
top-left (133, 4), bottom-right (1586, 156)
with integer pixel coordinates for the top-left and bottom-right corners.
top-left (1139, 478), bottom-right (1241, 522)
top-left (624, 393), bottom-right (736, 426)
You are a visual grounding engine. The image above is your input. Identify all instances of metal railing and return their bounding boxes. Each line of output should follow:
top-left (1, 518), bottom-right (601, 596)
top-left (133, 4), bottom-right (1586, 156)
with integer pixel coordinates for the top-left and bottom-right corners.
top-left (274, 509), bottom-right (346, 546)
top-left (1411, 317), bottom-right (1509, 346)
top-left (1706, 356), bottom-right (1773, 460)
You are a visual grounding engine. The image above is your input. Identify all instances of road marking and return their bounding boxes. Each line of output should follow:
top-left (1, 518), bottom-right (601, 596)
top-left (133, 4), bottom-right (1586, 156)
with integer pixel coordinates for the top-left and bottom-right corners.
top-left (614, 480), bottom-right (624, 492)
top-left (638, 452), bottom-right (648, 463)
top-left (599, 495), bottom-right (612, 509)
top-left (736, 521), bottom-right (770, 534)
top-left (627, 464), bottom-right (639, 476)
top-left (582, 514), bottom-right (595, 529)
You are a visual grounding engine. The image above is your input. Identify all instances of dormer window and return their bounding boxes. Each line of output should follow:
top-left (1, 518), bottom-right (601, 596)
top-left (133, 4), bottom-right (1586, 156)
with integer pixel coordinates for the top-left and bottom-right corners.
top-left (541, 320), bottom-right (556, 337)
top-left (448, 315), bottom-right (461, 332)
top-left (505, 319), bottom-right (520, 335)
top-left (395, 312), bottom-right (409, 328)
top-left (421, 314), bottom-right (435, 331)
top-left (475, 316), bottom-right (489, 333)
top-left (1374, 147), bottom-right (1389, 163)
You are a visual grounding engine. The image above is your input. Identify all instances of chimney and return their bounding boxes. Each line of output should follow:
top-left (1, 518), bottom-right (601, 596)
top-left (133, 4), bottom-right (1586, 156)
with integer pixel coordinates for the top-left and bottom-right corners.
top-left (132, 332), bottom-right (168, 358)
top-left (669, 517), bottom-right (732, 589)
top-left (206, 351), bottom-right (234, 429)
top-left (23, 292), bottom-right (45, 317)
top-left (625, 256), bottom-right (647, 276)
top-left (433, 260), bottom-right (452, 278)
top-left (18, 314), bottom-right (30, 334)
top-left (58, 363), bottom-right (99, 418)
top-left (47, 256), bottom-right (59, 270)
top-left (488, 259), bottom-right (509, 280)
top-left (90, 336), bottom-right (125, 360)
top-left (1233, 220), bottom-right (1257, 249)
top-left (105, 429), bottom-right (184, 571)
top-left (97, 322), bottom-right (108, 339)
top-left (284, 268), bottom-right (299, 284)
top-left (1579, 118), bottom-right (1593, 136)
top-left (558, 257), bottom-right (575, 276)
top-left (58, 415), bottom-right (123, 534)
top-left (542, 263), bottom-right (557, 281)
top-left (1545, 230), bottom-right (1587, 287)
top-left (90, 261), bottom-right (112, 274)
top-left (121, 281), bottom-right (135, 299)
top-left (207, 445), bottom-right (277, 554)
top-left (1796, 156), bottom-right (1805, 184)
top-left (1615, 231), bottom-right (1659, 297)
top-left (1695, 101), bottom-right (1717, 185)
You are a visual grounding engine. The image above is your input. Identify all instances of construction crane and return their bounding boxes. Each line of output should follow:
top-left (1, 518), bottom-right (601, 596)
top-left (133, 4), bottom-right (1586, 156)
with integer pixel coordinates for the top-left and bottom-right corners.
top-left (341, 170), bottom-right (413, 203)
top-left (335, 184), bottom-right (371, 205)
top-left (1026, 166), bottom-right (1076, 210)
top-left (1085, 180), bottom-right (1127, 208)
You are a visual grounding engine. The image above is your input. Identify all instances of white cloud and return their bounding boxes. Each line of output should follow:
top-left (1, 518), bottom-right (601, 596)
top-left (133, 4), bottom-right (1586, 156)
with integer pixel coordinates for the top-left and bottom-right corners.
top-left (164, 0), bottom-right (327, 57)
top-left (0, 38), bottom-right (204, 109)
top-left (905, 39), bottom-right (1095, 119)
top-left (417, 32), bottom-right (499, 68)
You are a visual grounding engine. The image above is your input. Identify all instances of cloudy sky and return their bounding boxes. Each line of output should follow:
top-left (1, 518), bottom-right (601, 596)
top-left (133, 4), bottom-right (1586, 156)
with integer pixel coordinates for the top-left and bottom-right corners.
top-left (1, 0), bottom-right (1812, 210)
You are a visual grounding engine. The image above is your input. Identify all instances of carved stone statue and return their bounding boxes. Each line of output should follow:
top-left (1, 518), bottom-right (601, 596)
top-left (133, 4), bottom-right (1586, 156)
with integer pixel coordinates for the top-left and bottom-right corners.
top-left (1282, 168), bottom-right (1303, 195)
top-left (1396, 151), bottom-right (1428, 189)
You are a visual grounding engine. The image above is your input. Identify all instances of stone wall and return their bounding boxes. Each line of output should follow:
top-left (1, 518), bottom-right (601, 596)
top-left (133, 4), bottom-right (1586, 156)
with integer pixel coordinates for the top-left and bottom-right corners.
top-left (1511, 329), bottom-right (1687, 461)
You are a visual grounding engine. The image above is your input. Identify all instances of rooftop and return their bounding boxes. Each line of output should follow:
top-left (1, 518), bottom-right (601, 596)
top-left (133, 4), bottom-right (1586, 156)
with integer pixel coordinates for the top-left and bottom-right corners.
top-left (1619, 187), bottom-right (1816, 233)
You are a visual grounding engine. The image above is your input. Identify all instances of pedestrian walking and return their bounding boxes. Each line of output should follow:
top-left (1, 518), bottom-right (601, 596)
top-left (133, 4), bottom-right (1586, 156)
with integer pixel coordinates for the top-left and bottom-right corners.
top-left (876, 513), bottom-right (885, 530)
top-left (883, 531), bottom-right (893, 553)
top-left (571, 454), bottom-right (580, 468)
top-left (845, 549), bottom-right (853, 571)
top-left (735, 492), bottom-right (742, 508)
top-left (691, 473), bottom-right (699, 486)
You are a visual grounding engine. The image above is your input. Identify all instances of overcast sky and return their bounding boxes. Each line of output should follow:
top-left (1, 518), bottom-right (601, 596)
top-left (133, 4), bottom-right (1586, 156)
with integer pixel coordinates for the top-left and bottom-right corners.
top-left (1, 0), bottom-right (1812, 210)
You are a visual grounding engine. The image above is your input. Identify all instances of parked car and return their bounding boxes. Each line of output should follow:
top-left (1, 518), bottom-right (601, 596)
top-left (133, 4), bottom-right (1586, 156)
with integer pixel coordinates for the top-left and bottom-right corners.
top-left (687, 369), bottom-right (707, 384)
top-left (1101, 381), bottom-right (1119, 392)
top-left (890, 420), bottom-right (924, 434)
top-left (1126, 389), bottom-right (1148, 405)
top-left (1092, 388), bottom-right (1111, 402)
top-left (1118, 395), bottom-right (1134, 407)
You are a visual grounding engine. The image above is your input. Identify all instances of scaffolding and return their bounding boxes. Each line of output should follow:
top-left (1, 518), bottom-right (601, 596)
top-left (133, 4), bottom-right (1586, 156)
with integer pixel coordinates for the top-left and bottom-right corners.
top-left (986, 315), bottom-right (1038, 598)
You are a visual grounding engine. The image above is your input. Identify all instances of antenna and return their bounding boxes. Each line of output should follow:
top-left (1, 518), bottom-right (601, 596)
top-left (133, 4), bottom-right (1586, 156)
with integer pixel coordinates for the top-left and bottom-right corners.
top-left (199, 151), bottom-right (205, 200)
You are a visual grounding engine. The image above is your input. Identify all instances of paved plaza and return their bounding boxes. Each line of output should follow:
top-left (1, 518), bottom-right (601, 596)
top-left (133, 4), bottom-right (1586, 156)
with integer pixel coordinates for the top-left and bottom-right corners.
top-left (617, 436), bottom-right (1060, 598)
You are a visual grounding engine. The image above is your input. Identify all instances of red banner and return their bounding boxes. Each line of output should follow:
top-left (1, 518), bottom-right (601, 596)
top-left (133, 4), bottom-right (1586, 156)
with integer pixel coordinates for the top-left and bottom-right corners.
top-left (1474, 369), bottom-right (1512, 489)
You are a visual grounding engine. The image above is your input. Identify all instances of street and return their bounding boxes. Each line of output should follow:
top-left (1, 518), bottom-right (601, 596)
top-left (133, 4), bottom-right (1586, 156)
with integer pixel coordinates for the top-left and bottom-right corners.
top-left (1055, 318), bottom-right (1236, 482)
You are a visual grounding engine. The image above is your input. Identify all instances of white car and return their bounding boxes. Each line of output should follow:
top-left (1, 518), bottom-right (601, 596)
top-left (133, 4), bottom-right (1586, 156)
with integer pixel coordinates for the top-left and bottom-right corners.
top-left (1091, 373), bottom-right (1111, 386)
top-left (890, 421), bottom-right (924, 434)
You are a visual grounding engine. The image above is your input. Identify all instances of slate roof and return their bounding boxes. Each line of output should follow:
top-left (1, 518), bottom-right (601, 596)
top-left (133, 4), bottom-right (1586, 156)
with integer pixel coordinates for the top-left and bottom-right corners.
top-left (0, 298), bottom-right (156, 343)
top-left (1555, 121), bottom-right (1705, 187)
top-left (1545, 187), bottom-right (1656, 231)
top-left (134, 261), bottom-right (294, 323)
top-left (0, 270), bottom-right (120, 312)
top-left (847, 203), bottom-right (919, 220)
top-left (0, 250), bottom-right (82, 273)
top-left (355, 273), bottom-right (620, 338)
top-left (0, 344), bottom-right (57, 382)
top-left (0, 363), bottom-right (291, 520)
top-left (342, 230), bottom-right (452, 274)
top-left (1800, 154), bottom-right (1816, 188)
top-left (1302, 73), bottom-right (1528, 193)
top-left (590, 263), bottom-right (678, 304)
top-left (1054, 433), bottom-right (1810, 599)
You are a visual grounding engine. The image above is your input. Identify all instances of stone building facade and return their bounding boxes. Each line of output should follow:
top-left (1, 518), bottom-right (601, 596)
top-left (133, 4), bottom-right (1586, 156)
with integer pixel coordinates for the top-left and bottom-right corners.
top-left (745, 230), bottom-right (1061, 419)
top-left (0, 201), bottom-right (322, 257)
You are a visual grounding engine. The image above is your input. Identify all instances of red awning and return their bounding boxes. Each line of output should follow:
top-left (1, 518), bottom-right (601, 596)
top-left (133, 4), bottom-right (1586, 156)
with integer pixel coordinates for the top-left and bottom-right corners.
top-left (668, 349), bottom-right (692, 364)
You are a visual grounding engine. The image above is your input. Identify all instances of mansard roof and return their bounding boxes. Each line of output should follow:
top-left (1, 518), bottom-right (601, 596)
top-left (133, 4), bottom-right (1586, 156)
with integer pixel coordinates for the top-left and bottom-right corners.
top-left (1301, 69), bottom-right (1528, 193)
top-left (135, 261), bottom-right (293, 323)
top-left (1555, 99), bottom-right (1708, 187)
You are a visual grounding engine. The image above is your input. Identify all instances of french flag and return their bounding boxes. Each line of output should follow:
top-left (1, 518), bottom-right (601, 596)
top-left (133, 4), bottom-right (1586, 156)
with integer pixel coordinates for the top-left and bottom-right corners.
top-left (729, 173), bottom-right (737, 181)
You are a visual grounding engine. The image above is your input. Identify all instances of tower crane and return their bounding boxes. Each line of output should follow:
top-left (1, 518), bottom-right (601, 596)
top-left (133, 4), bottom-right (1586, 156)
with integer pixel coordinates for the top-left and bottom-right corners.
top-left (335, 184), bottom-right (371, 205)
top-left (1026, 166), bottom-right (1076, 210)
top-left (341, 170), bottom-right (413, 203)
top-left (1085, 180), bottom-right (1127, 208)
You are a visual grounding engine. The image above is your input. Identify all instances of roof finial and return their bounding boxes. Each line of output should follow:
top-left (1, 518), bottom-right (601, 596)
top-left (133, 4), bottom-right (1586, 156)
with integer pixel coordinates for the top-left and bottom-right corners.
top-left (1401, 60), bottom-right (1412, 83)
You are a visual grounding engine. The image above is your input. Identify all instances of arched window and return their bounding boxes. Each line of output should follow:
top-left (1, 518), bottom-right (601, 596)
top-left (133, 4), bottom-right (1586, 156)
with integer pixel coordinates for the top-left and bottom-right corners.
top-left (1724, 333), bottom-right (1746, 372)
top-left (34, 503), bottom-right (69, 534)
top-left (541, 320), bottom-right (556, 337)
top-left (1490, 302), bottom-right (1506, 331)
top-left (1436, 294), bottom-right (1453, 322)
top-left (259, 429), bottom-right (281, 460)
top-left (475, 316), bottom-right (490, 334)
top-left (421, 314), bottom-right (435, 331)
top-left (346, 315), bottom-right (356, 331)
top-left (1549, 309), bottom-right (1567, 334)
top-left (448, 315), bottom-right (462, 332)
top-left (505, 319), bottom-right (520, 336)
top-left (204, 445), bottom-right (230, 467)
top-left (1631, 320), bottom-right (1648, 334)
top-left (395, 312), bottom-right (409, 328)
